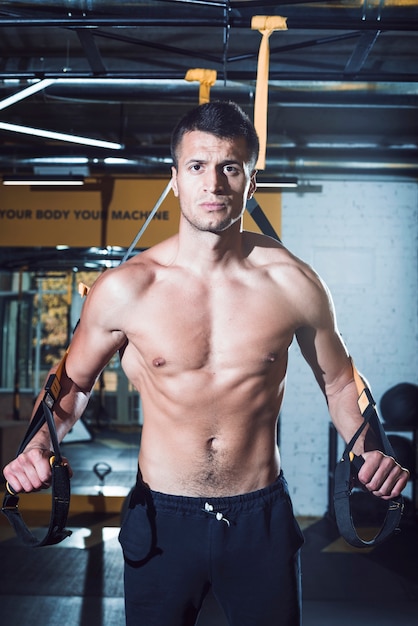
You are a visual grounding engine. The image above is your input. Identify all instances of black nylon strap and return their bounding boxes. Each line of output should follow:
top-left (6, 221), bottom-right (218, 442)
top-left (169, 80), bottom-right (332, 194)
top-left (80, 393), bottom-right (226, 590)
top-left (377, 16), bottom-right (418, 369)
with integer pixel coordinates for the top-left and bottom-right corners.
top-left (2, 385), bottom-right (72, 547)
top-left (246, 197), bottom-right (281, 242)
top-left (333, 363), bottom-right (404, 548)
top-left (2, 460), bottom-right (71, 547)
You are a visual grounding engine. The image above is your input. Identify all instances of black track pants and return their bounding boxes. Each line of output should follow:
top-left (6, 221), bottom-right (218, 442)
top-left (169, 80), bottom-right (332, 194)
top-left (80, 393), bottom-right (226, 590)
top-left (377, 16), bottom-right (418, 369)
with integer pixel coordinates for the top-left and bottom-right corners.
top-left (119, 473), bottom-right (304, 626)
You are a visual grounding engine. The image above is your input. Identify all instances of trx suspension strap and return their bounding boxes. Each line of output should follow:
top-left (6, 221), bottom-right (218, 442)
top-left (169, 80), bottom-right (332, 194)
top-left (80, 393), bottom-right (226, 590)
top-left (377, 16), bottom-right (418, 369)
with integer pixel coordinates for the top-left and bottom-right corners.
top-left (2, 354), bottom-right (72, 546)
top-left (2, 181), bottom-right (172, 547)
top-left (246, 197), bottom-right (281, 243)
top-left (184, 68), bottom-right (217, 105)
top-left (251, 15), bottom-right (288, 170)
top-left (333, 361), bottom-right (404, 548)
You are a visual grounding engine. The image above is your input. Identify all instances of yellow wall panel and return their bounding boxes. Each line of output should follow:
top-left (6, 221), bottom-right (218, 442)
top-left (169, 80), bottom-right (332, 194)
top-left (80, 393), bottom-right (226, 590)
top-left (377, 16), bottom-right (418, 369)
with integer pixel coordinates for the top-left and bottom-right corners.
top-left (0, 181), bottom-right (281, 248)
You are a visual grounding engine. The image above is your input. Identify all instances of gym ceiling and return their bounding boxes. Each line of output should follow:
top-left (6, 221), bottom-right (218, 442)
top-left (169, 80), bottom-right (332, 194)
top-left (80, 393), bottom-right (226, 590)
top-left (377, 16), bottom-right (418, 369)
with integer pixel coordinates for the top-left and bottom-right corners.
top-left (0, 0), bottom-right (417, 270)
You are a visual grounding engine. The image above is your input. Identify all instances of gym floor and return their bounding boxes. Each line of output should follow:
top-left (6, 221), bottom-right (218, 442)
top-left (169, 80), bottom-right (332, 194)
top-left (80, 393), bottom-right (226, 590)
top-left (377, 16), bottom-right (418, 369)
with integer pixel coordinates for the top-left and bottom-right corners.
top-left (1, 427), bottom-right (417, 626)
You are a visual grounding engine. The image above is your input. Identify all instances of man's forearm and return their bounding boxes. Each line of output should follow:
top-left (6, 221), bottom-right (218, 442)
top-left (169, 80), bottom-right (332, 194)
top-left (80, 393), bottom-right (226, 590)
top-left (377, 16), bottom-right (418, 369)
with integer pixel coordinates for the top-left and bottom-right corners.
top-left (25, 366), bottom-right (92, 452)
top-left (327, 378), bottom-right (367, 453)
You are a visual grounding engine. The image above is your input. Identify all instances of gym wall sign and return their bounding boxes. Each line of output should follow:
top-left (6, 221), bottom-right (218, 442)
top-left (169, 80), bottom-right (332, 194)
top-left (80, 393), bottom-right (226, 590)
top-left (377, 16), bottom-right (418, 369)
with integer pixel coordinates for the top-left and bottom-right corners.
top-left (0, 178), bottom-right (281, 248)
top-left (0, 179), bottom-right (178, 248)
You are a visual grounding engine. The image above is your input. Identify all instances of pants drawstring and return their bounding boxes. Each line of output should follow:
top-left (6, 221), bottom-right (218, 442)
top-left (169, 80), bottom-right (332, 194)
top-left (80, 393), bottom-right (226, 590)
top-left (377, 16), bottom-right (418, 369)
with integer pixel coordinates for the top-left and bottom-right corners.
top-left (202, 502), bottom-right (230, 527)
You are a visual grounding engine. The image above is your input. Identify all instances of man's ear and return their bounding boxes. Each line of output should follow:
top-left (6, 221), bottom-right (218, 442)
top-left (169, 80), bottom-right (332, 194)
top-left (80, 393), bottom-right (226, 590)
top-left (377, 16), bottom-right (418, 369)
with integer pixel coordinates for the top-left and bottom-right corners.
top-left (171, 166), bottom-right (179, 197)
top-left (247, 169), bottom-right (257, 200)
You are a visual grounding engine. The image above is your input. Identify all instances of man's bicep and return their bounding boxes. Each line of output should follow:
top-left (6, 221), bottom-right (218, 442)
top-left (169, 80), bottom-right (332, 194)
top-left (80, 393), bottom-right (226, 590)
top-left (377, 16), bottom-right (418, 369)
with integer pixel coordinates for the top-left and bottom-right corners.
top-left (294, 277), bottom-right (351, 393)
top-left (296, 324), bottom-right (350, 393)
top-left (65, 300), bottom-right (126, 391)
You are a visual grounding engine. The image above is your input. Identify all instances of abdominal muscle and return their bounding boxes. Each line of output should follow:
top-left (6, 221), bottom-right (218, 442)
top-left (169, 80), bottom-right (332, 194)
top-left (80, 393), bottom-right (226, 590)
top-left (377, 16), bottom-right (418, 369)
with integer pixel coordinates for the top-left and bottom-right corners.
top-left (134, 367), bottom-right (283, 498)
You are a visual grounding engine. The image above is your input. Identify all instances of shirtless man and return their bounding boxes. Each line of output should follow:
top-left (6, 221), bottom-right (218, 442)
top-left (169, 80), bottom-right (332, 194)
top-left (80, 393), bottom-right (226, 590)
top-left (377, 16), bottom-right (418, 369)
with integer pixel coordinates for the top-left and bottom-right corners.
top-left (3, 101), bottom-right (409, 626)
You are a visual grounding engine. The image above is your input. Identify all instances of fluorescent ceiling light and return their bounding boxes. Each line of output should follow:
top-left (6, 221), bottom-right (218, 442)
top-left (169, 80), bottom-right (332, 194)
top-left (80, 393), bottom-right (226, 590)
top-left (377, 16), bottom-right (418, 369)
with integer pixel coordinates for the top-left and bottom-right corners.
top-left (0, 79), bottom-right (55, 111)
top-left (0, 121), bottom-right (123, 150)
top-left (32, 157), bottom-right (89, 165)
top-left (104, 157), bottom-right (137, 164)
top-left (0, 79), bottom-right (123, 149)
top-left (257, 178), bottom-right (298, 188)
top-left (3, 175), bottom-right (85, 186)
top-left (307, 142), bottom-right (379, 149)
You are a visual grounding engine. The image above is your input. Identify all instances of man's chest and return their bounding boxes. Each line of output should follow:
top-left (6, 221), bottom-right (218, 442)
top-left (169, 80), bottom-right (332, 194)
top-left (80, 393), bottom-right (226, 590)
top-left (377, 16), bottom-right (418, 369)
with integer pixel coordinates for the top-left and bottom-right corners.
top-left (122, 276), bottom-right (297, 373)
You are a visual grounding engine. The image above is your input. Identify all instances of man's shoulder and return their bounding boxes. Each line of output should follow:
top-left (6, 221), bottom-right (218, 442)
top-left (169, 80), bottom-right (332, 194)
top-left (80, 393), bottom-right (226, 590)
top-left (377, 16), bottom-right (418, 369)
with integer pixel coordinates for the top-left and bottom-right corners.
top-left (86, 252), bottom-right (158, 304)
top-left (245, 231), bottom-right (313, 273)
top-left (244, 231), bottom-right (327, 300)
top-left (101, 236), bottom-right (177, 284)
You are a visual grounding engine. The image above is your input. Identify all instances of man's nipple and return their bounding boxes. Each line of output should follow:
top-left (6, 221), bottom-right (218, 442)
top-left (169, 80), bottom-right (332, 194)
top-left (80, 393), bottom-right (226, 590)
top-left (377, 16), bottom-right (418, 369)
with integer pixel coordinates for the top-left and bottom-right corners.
top-left (152, 357), bottom-right (166, 368)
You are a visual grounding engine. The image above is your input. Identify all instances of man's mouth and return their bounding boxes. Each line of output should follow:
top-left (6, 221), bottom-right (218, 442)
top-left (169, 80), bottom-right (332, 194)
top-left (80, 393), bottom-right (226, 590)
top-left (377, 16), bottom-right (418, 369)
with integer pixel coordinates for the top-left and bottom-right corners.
top-left (200, 201), bottom-right (227, 212)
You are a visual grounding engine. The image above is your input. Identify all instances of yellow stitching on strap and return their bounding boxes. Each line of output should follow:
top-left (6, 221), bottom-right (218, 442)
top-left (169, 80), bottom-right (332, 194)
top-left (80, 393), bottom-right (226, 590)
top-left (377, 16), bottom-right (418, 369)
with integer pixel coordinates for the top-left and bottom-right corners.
top-left (78, 282), bottom-right (90, 297)
top-left (251, 16), bottom-right (288, 170)
top-left (350, 357), bottom-right (373, 415)
top-left (358, 388), bottom-right (371, 415)
top-left (54, 349), bottom-right (69, 383)
top-left (185, 68), bottom-right (217, 104)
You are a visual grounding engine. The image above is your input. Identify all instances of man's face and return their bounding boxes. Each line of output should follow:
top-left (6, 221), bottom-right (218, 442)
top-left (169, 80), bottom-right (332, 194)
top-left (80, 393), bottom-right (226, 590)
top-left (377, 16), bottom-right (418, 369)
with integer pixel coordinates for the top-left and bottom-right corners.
top-left (171, 130), bottom-right (256, 234)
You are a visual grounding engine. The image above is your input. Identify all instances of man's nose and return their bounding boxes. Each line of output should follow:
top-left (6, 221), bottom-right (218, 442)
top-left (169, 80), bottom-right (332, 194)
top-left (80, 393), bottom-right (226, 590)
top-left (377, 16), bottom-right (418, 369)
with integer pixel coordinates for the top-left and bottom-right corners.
top-left (204, 168), bottom-right (225, 193)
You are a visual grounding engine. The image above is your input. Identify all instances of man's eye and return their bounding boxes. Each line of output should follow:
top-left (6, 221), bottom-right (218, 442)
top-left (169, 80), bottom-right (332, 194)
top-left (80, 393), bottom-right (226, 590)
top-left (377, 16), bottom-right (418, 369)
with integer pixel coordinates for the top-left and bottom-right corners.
top-left (190, 164), bottom-right (202, 171)
top-left (224, 165), bottom-right (238, 174)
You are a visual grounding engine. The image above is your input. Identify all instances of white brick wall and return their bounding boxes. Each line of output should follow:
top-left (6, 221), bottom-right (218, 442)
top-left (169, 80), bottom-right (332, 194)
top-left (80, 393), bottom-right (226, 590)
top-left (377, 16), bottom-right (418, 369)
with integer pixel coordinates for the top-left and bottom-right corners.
top-left (279, 181), bottom-right (418, 515)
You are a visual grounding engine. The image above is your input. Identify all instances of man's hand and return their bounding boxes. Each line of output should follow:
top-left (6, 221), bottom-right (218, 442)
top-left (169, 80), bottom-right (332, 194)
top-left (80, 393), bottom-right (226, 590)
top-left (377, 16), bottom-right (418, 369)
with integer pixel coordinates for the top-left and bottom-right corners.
top-left (3, 447), bottom-right (73, 494)
top-left (358, 450), bottom-right (410, 500)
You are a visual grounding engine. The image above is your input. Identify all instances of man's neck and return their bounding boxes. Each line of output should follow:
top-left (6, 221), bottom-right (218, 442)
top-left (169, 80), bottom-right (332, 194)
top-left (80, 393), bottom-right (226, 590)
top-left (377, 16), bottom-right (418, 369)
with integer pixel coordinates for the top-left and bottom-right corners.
top-left (175, 219), bottom-right (246, 272)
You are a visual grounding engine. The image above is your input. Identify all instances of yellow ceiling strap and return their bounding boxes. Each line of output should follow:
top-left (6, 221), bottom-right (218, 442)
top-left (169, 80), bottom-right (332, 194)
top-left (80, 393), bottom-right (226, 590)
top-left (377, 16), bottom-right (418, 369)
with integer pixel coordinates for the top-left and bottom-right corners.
top-left (185, 68), bottom-right (217, 104)
top-left (251, 16), bottom-right (288, 170)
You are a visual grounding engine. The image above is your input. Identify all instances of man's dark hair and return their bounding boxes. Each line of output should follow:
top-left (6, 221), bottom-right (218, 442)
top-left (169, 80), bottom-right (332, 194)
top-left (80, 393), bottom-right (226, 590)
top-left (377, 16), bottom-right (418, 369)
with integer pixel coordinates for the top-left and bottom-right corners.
top-left (170, 100), bottom-right (259, 170)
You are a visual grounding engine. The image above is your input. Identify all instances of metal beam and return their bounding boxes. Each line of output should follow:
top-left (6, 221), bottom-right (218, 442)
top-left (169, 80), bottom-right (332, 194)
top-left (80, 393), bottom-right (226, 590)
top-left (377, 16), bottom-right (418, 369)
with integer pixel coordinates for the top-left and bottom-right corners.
top-left (0, 70), bottom-right (417, 82)
top-left (76, 30), bottom-right (107, 75)
top-left (344, 30), bottom-right (381, 76)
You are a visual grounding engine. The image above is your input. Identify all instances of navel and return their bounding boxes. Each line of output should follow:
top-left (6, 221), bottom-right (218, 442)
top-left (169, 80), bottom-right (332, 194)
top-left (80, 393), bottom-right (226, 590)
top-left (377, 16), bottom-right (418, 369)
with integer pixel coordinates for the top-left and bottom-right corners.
top-left (152, 357), bottom-right (166, 368)
top-left (206, 437), bottom-right (219, 459)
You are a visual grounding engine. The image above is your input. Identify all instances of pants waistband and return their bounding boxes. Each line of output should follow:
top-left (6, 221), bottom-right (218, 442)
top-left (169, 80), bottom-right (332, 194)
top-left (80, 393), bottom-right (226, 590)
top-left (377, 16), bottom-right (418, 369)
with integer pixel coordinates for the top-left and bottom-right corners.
top-left (133, 472), bottom-right (288, 516)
